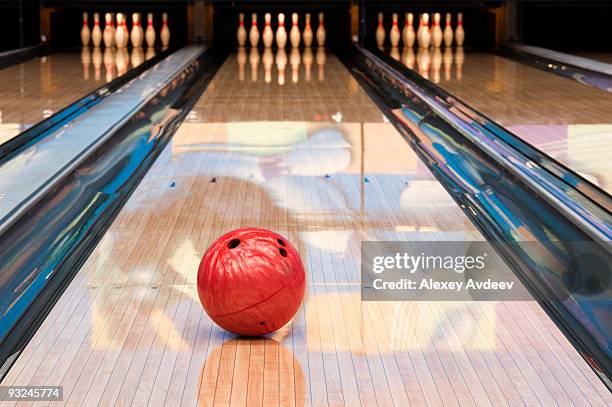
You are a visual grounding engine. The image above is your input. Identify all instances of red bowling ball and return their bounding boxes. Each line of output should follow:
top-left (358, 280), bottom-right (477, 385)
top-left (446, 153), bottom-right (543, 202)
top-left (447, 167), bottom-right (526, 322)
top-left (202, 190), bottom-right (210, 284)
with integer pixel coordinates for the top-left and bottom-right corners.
top-left (197, 227), bottom-right (306, 336)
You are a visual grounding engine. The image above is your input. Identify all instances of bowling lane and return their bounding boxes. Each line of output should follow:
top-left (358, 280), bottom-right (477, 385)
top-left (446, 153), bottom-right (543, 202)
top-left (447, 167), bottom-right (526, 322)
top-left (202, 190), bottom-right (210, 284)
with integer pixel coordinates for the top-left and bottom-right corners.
top-left (400, 48), bottom-right (612, 194)
top-left (3, 49), bottom-right (610, 406)
top-left (0, 47), bottom-right (155, 145)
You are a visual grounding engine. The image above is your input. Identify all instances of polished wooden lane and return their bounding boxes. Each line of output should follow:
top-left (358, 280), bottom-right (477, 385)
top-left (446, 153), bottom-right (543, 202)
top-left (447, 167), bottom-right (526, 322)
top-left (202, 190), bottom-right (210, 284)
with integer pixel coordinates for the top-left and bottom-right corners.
top-left (0, 47), bottom-right (152, 145)
top-left (2, 50), bottom-right (610, 406)
top-left (410, 48), bottom-right (612, 195)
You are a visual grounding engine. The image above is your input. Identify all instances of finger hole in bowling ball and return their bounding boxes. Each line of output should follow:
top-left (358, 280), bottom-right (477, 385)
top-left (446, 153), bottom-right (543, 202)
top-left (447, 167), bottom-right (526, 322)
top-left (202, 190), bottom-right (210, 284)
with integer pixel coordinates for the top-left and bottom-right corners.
top-left (279, 248), bottom-right (287, 257)
top-left (228, 239), bottom-right (240, 249)
top-left (277, 238), bottom-right (286, 246)
top-left (259, 321), bottom-right (266, 325)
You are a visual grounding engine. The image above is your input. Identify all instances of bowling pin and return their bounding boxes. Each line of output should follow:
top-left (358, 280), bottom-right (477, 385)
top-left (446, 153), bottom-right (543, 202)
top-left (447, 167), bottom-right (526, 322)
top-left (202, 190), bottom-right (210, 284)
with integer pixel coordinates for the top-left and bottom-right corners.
top-left (276, 13), bottom-right (287, 48)
top-left (276, 49), bottom-right (287, 85)
top-left (160, 12), bottom-right (170, 47)
top-left (316, 13), bottom-right (326, 46)
top-left (262, 13), bottom-right (273, 48)
top-left (237, 13), bottom-right (247, 46)
top-left (419, 13), bottom-right (431, 48)
top-left (249, 13), bottom-right (260, 47)
top-left (375, 12), bottom-right (385, 48)
top-left (130, 13), bottom-right (144, 48)
top-left (145, 13), bottom-right (156, 47)
top-left (290, 13), bottom-right (300, 48)
top-left (92, 13), bottom-right (102, 47)
top-left (432, 13), bottom-right (443, 48)
top-left (290, 47), bottom-right (300, 83)
top-left (115, 13), bottom-right (127, 48)
top-left (81, 12), bottom-right (91, 46)
top-left (390, 13), bottom-right (401, 48)
top-left (455, 12), bottom-right (465, 46)
top-left (103, 13), bottom-right (115, 47)
top-left (249, 47), bottom-right (259, 81)
top-left (402, 13), bottom-right (415, 48)
top-left (303, 13), bottom-right (313, 47)
top-left (443, 13), bottom-right (453, 47)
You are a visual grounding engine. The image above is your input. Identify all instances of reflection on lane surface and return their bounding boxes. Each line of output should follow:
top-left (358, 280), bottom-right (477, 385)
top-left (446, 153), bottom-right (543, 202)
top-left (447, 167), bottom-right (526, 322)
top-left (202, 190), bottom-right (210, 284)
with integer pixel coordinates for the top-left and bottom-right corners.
top-left (0, 47), bottom-right (157, 146)
top-left (391, 47), bottom-right (612, 195)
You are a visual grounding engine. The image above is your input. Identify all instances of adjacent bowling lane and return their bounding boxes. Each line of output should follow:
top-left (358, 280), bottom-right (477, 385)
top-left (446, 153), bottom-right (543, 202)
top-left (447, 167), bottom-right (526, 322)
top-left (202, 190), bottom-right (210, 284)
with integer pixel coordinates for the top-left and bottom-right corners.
top-left (0, 47), bottom-right (156, 145)
top-left (394, 47), bottom-right (612, 194)
top-left (2, 49), bottom-right (610, 406)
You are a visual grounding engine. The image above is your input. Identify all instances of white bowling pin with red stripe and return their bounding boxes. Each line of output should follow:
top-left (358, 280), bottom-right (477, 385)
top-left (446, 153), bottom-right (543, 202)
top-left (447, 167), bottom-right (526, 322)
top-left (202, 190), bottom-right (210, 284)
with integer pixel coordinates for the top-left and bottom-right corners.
top-left (249, 13), bottom-right (260, 47)
top-left (160, 12), bottom-right (170, 47)
top-left (290, 13), bottom-right (300, 48)
top-left (237, 13), bottom-right (247, 46)
top-left (390, 13), bottom-right (401, 47)
top-left (81, 12), bottom-right (91, 46)
top-left (145, 13), bottom-right (156, 47)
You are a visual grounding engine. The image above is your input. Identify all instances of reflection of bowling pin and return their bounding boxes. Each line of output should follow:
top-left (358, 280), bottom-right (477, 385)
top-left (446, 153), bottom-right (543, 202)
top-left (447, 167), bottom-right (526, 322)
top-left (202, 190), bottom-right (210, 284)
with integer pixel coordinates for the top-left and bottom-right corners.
top-left (92, 47), bottom-right (102, 80)
top-left (237, 47), bottom-right (247, 81)
top-left (263, 48), bottom-right (273, 83)
top-left (160, 12), bottom-right (170, 47)
top-left (237, 13), bottom-right (247, 46)
top-left (455, 13), bottom-right (465, 46)
top-left (303, 47), bottom-right (313, 81)
top-left (316, 47), bottom-right (326, 81)
top-left (432, 13), bottom-right (443, 47)
top-left (290, 48), bottom-right (300, 83)
top-left (81, 12), bottom-right (91, 46)
top-left (103, 13), bottom-right (115, 47)
top-left (115, 13), bottom-right (127, 48)
top-left (443, 46), bottom-right (453, 80)
top-left (249, 13), bottom-right (260, 47)
top-left (115, 47), bottom-right (128, 75)
top-left (402, 13), bottom-right (415, 48)
top-left (131, 47), bottom-right (144, 68)
top-left (103, 47), bottom-right (115, 82)
top-left (316, 13), bottom-right (326, 46)
top-left (92, 13), bottom-right (102, 47)
top-left (390, 47), bottom-right (400, 61)
top-left (249, 47), bottom-right (260, 81)
top-left (390, 13), bottom-right (401, 47)
top-left (276, 49), bottom-right (287, 85)
top-left (130, 13), bottom-right (144, 48)
top-left (443, 13), bottom-right (453, 47)
top-left (455, 46), bottom-right (464, 80)
top-left (375, 12), bottom-right (385, 48)
top-left (263, 13), bottom-right (273, 48)
top-left (402, 46), bottom-right (415, 69)
top-left (276, 13), bottom-right (287, 49)
top-left (146, 46), bottom-right (156, 60)
top-left (145, 13), bottom-right (156, 47)
top-left (431, 47), bottom-right (442, 82)
top-left (290, 13), bottom-right (300, 48)
top-left (303, 13), bottom-right (313, 47)
top-left (81, 46), bottom-right (91, 79)
top-left (417, 47), bottom-right (430, 79)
